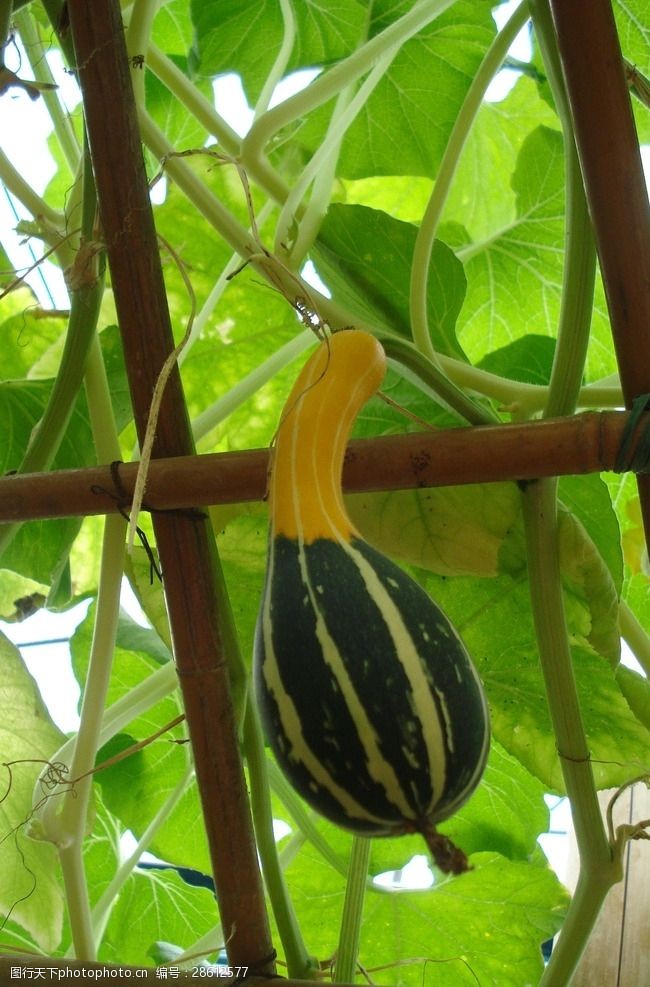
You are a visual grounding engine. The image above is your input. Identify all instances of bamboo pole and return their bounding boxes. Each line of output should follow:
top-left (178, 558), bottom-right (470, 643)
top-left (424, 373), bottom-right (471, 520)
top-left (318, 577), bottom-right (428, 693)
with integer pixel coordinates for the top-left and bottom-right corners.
top-left (0, 410), bottom-right (644, 523)
top-left (66, 0), bottom-right (274, 972)
top-left (548, 0), bottom-right (650, 544)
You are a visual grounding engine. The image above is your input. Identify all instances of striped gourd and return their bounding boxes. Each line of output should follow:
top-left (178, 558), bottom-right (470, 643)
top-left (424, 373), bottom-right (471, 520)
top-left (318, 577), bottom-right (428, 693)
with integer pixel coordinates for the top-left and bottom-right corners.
top-left (254, 329), bottom-right (490, 873)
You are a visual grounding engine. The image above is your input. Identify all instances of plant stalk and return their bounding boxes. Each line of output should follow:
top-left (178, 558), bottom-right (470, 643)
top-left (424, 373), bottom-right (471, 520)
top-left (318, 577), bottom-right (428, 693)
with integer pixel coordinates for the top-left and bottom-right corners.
top-left (522, 479), bottom-right (618, 987)
top-left (243, 703), bottom-right (317, 979)
top-left (410, 0), bottom-right (531, 363)
top-left (334, 837), bottom-right (371, 984)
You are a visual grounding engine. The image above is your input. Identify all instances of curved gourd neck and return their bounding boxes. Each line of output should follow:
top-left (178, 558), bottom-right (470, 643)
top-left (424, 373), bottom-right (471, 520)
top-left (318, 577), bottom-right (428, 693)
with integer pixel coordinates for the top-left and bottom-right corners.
top-left (269, 330), bottom-right (386, 543)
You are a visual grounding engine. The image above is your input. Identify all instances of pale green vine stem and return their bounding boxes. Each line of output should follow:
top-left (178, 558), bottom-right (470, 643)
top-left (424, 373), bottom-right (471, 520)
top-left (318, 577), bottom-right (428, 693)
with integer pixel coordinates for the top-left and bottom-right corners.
top-left (267, 759), bottom-right (351, 880)
top-left (410, 0), bottom-right (531, 363)
top-left (193, 329), bottom-right (315, 446)
top-left (14, 9), bottom-right (80, 175)
top-left (275, 47), bottom-right (398, 267)
top-left (53, 337), bottom-right (126, 959)
top-left (523, 480), bottom-right (620, 987)
top-left (0, 145), bottom-right (65, 235)
top-left (243, 703), bottom-right (317, 979)
top-left (254, 0), bottom-right (296, 119)
top-left (619, 599), bottom-right (650, 678)
top-left (531, 0), bottom-right (596, 421)
top-left (242, 0), bottom-right (457, 170)
top-left (90, 763), bottom-right (195, 946)
top-left (33, 663), bottom-right (178, 824)
top-left (0, 192), bottom-right (100, 561)
top-left (524, 4), bottom-right (617, 980)
top-left (125, 0), bottom-right (158, 106)
top-left (145, 44), bottom-right (290, 207)
top-left (334, 836), bottom-right (371, 984)
top-left (56, 513), bottom-right (125, 960)
top-left (334, 836), bottom-right (372, 984)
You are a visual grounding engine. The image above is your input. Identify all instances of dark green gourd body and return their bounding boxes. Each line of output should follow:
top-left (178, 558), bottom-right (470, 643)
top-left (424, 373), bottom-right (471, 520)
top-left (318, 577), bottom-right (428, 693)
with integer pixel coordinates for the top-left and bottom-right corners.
top-left (254, 330), bottom-right (490, 861)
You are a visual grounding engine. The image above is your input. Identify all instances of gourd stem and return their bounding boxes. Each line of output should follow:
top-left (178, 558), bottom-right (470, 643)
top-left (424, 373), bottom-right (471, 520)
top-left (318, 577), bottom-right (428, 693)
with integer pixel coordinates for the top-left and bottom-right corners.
top-left (275, 49), bottom-right (395, 267)
top-left (243, 703), bottom-right (318, 980)
top-left (379, 335), bottom-right (498, 426)
top-left (145, 44), bottom-right (291, 208)
top-left (334, 837), bottom-right (371, 984)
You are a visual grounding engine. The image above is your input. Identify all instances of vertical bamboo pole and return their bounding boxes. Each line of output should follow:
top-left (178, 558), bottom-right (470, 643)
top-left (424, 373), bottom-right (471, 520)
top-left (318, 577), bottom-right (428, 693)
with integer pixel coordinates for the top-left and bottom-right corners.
top-left (548, 0), bottom-right (650, 544)
top-left (66, 0), bottom-right (274, 971)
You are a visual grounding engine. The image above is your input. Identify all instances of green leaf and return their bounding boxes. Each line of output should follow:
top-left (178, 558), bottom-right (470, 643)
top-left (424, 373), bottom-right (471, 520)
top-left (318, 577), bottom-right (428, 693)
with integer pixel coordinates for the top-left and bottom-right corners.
top-left (616, 664), bottom-right (650, 731)
top-left (314, 203), bottom-right (467, 359)
top-left (276, 833), bottom-right (566, 986)
top-left (455, 126), bottom-right (565, 361)
top-left (0, 633), bottom-right (65, 952)
top-left (215, 508), bottom-right (267, 665)
top-left (443, 76), bottom-right (560, 240)
top-left (100, 868), bottom-right (219, 965)
top-left (190, 0), bottom-right (367, 102)
top-left (0, 381), bottom-right (93, 594)
top-left (152, 0), bottom-right (198, 55)
top-left (558, 475), bottom-right (623, 593)
top-left (455, 126), bottom-right (617, 382)
top-left (477, 333), bottom-right (556, 387)
top-left (309, 0), bottom-right (496, 179)
top-left (361, 853), bottom-right (567, 987)
top-left (340, 175), bottom-right (433, 224)
top-left (0, 288), bottom-right (67, 381)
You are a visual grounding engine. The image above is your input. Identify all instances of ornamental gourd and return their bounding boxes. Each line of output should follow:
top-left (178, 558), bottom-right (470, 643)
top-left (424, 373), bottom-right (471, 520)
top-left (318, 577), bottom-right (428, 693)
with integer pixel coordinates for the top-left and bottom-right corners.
top-left (254, 329), bottom-right (489, 873)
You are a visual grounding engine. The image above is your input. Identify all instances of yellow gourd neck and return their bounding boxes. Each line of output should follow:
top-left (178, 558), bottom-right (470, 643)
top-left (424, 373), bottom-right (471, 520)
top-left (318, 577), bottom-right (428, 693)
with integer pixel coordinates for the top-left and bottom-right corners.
top-left (270, 330), bottom-right (387, 543)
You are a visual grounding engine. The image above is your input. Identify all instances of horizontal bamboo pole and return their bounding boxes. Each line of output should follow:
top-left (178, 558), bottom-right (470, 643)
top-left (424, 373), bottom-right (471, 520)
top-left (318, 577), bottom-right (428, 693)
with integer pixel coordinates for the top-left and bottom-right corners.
top-left (0, 410), bottom-right (642, 523)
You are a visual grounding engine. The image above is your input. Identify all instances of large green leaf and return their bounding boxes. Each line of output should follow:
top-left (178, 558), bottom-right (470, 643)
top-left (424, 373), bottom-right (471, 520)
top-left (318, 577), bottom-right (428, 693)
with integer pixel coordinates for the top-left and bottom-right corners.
top-left (424, 570), bottom-right (650, 791)
top-left (299, 0), bottom-right (496, 179)
top-left (189, 0), bottom-right (367, 102)
top-left (100, 868), bottom-right (219, 965)
top-left (0, 633), bottom-right (65, 952)
top-left (361, 853), bottom-right (567, 987)
top-left (314, 203), bottom-right (467, 359)
top-left (443, 75), bottom-right (559, 240)
top-left (275, 832), bottom-right (566, 987)
top-left (454, 125), bottom-right (617, 382)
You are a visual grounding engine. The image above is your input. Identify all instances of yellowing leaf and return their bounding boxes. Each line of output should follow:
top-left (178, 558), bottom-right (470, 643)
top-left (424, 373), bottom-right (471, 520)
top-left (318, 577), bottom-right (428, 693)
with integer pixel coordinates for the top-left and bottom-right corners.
top-left (347, 483), bottom-right (521, 577)
top-left (557, 509), bottom-right (621, 666)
